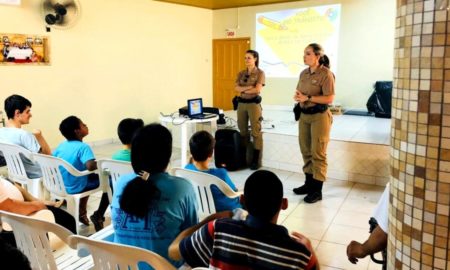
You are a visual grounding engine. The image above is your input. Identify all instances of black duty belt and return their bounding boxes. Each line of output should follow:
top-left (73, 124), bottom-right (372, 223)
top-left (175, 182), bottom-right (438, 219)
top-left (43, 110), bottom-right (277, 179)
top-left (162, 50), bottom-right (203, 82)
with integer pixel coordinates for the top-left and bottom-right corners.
top-left (300, 104), bottom-right (328, 114)
top-left (238, 96), bottom-right (262, 104)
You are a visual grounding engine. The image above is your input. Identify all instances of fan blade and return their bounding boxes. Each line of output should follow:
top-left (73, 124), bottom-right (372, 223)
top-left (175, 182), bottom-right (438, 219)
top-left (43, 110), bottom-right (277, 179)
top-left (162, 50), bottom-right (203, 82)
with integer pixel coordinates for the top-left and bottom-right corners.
top-left (64, 1), bottom-right (76, 9)
top-left (43, 0), bottom-right (54, 12)
top-left (58, 15), bottom-right (66, 26)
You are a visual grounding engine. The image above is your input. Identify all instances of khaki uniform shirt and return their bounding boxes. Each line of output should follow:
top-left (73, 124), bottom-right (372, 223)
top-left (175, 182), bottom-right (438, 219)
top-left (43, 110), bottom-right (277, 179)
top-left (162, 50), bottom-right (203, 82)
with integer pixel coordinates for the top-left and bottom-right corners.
top-left (296, 65), bottom-right (335, 108)
top-left (236, 68), bottom-right (265, 99)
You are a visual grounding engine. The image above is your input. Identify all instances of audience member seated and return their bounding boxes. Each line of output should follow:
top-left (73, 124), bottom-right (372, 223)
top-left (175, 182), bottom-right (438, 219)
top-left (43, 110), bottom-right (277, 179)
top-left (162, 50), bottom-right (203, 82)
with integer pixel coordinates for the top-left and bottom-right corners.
top-left (111, 123), bottom-right (198, 269)
top-left (0, 176), bottom-right (76, 246)
top-left (0, 238), bottom-right (32, 270)
top-left (346, 184), bottom-right (389, 264)
top-left (111, 118), bottom-right (144, 162)
top-left (53, 116), bottom-right (109, 231)
top-left (185, 130), bottom-right (241, 212)
top-left (0, 94), bottom-right (51, 178)
top-left (169, 170), bottom-right (319, 270)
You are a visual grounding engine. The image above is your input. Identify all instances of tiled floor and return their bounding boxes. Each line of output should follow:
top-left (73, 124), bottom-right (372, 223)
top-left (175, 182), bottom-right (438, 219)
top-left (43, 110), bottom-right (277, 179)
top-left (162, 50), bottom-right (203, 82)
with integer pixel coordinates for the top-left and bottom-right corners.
top-left (85, 142), bottom-right (385, 270)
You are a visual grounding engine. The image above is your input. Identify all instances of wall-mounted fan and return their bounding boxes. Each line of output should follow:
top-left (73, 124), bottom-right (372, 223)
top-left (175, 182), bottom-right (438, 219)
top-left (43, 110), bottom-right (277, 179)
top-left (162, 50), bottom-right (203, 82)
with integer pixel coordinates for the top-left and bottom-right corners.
top-left (42, 0), bottom-right (81, 29)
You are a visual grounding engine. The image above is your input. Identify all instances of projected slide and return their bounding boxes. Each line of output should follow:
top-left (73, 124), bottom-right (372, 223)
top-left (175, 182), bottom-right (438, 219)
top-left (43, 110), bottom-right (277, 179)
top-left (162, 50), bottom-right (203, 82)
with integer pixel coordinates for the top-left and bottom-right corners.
top-left (256, 4), bottom-right (341, 77)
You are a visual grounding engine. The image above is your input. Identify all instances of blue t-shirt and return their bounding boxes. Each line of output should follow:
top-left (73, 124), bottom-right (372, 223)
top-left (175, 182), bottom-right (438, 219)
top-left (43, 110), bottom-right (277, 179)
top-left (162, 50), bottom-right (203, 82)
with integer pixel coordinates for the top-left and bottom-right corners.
top-left (111, 172), bottom-right (198, 268)
top-left (0, 127), bottom-right (42, 178)
top-left (111, 149), bottom-right (131, 162)
top-left (184, 163), bottom-right (241, 212)
top-left (52, 140), bottom-right (96, 194)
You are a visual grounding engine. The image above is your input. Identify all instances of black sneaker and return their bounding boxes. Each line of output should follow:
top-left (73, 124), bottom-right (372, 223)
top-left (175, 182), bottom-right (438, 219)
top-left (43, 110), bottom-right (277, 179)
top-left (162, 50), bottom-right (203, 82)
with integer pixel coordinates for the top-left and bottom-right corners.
top-left (90, 214), bottom-right (105, 232)
top-left (304, 192), bottom-right (322, 204)
top-left (293, 184), bottom-right (310, 195)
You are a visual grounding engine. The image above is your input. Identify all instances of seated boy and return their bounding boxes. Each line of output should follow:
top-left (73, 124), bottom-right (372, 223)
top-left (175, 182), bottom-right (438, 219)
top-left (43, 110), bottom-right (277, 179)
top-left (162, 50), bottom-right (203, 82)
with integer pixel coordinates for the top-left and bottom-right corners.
top-left (0, 95), bottom-right (51, 178)
top-left (111, 118), bottom-right (144, 161)
top-left (185, 130), bottom-right (241, 212)
top-left (0, 176), bottom-right (77, 246)
top-left (169, 170), bottom-right (319, 269)
top-left (53, 116), bottom-right (109, 231)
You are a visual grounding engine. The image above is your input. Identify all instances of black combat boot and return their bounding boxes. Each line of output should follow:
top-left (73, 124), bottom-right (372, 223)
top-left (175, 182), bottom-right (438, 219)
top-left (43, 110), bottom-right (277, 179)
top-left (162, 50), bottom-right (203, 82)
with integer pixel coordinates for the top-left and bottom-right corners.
top-left (304, 179), bottom-right (323, 203)
top-left (250, 149), bottom-right (260, 170)
top-left (293, 173), bottom-right (313, 195)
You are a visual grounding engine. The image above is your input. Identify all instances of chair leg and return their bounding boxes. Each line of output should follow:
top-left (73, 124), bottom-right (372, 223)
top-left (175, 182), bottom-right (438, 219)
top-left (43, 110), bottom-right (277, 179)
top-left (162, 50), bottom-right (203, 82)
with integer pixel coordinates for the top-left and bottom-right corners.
top-left (66, 197), bottom-right (80, 234)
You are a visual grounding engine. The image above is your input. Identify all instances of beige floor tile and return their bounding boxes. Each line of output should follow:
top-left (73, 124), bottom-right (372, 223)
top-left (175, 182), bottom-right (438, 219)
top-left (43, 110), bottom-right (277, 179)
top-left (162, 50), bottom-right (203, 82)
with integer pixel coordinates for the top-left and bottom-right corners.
top-left (290, 203), bottom-right (339, 223)
top-left (320, 266), bottom-right (344, 270)
top-left (282, 216), bottom-right (330, 241)
top-left (347, 183), bottom-right (384, 202)
top-left (340, 198), bottom-right (378, 215)
top-left (333, 210), bottom-right (372, 229)
top-left (322, 224), bottom-right (369, 245)
top-left (316, 241), bottom-right (370, 270)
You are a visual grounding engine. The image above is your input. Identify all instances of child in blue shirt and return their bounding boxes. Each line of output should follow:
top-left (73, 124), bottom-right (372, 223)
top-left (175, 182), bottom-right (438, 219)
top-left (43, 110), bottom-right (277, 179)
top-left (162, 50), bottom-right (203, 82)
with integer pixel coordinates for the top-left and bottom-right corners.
top-left (53, 116), bottom-right (110, 231)
top-left (111, 118), bottom-right (144, 162)
top-left (185, 130), bottom-right (241, 212)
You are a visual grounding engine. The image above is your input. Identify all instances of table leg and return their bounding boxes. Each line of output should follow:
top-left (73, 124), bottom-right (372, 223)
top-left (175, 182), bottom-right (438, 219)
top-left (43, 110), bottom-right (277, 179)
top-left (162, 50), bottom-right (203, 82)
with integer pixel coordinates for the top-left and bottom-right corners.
top-left (181, 122), bottom-right (188, 167)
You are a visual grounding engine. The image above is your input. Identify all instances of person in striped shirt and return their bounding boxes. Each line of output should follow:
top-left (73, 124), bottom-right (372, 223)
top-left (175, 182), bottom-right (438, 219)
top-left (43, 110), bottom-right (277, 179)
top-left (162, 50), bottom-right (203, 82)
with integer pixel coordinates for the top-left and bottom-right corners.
top-left (169, 170), bottom-right (319, 270)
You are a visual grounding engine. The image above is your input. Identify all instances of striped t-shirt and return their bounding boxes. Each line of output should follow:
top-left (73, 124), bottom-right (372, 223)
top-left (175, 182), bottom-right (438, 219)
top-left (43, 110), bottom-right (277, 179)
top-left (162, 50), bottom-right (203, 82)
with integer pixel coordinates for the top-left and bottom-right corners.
top-left (179, 215), bottom-right (318, 270)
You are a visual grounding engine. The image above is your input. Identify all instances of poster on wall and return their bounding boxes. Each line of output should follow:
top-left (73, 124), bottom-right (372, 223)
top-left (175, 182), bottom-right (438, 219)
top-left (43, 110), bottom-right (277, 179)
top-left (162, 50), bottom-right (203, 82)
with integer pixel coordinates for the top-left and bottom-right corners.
top-left (0, 0), bottom-right (20, 5)
top-left (0, 33), bottom-right (50, 65)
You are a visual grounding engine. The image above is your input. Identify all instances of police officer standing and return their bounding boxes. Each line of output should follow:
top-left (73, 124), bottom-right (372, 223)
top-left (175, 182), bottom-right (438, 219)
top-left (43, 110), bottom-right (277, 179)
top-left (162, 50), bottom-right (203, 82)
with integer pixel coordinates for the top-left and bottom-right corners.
top-left (235, 50), bottom-right (265, 170)
top-left (293, 43), bottom-right (335, 203)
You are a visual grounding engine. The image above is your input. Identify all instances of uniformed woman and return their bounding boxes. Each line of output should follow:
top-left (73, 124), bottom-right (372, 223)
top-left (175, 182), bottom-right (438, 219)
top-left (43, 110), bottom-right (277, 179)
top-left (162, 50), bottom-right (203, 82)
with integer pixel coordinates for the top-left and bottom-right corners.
top-left (293, 43), bottom-right (335, 203)
top-left (235, 50), bottom-right (265, 170)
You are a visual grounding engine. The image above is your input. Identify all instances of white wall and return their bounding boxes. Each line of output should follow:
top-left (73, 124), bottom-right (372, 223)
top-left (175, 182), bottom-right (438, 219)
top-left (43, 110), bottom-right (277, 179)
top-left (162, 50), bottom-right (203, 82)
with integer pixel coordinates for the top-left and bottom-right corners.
top-left (213, 0), bottom-right (396, 108)
top-left (0, 0), bottom-right (212, 146)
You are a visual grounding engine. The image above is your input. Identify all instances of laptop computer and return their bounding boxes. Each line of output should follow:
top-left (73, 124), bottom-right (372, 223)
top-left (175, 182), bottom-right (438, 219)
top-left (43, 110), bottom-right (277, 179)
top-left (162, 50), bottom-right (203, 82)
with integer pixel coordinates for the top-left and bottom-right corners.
top-left (187, 98), bottom-right (215, 119)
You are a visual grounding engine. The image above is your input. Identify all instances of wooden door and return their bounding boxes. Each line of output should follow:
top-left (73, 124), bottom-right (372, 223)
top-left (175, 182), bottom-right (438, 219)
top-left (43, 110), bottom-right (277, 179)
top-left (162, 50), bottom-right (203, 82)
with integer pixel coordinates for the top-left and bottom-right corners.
top-left (213, 38), bottom-right (250, 110)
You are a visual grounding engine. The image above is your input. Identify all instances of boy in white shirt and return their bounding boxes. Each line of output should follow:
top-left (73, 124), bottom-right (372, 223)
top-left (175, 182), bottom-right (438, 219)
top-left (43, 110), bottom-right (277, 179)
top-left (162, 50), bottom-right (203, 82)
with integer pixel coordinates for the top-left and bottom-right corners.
top-left (0, 95), bottom-right (51, 178)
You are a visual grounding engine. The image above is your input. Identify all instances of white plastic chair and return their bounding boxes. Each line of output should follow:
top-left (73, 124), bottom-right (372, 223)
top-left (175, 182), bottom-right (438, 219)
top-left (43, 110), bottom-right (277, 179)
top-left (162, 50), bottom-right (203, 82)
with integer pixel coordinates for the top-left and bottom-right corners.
top-left (69, 235), bottom-right (176, 270)
top-left (0, 210), bottom-right (93, 270)
top-left (96, 159), bottom-right (133, 202)
top-left (0, 142), bottom-right (44, 199)
top-left (31, 153), bottom-right (108, 234)
top-left (171, 168), bottom-right (241, 218)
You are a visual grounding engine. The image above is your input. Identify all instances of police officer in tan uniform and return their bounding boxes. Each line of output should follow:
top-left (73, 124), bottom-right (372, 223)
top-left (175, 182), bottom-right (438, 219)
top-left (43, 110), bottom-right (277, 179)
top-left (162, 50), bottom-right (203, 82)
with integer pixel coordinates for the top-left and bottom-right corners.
top-left (235, 50), bottom-right (265, 170)
top-left (293, 43), bottom-right (335, 203)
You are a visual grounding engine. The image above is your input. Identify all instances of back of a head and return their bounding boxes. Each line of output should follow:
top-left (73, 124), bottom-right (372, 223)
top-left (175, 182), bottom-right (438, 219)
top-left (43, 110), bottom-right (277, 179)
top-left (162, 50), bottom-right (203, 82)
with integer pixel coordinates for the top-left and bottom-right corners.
top-left (117, 118), bottom-right (144, 145)
top-left (244, 170), bottom-right (283, 221)
top-left (120, 123), bottom-right (173, 218)
top-left (4, 94), bottom-right (31, 119)
top-left (0, 241), bottom-right (32, 270)
top-left (189, 130), bottom-right (215, 162)
top-left (59, 116), bottom-right (81, 141)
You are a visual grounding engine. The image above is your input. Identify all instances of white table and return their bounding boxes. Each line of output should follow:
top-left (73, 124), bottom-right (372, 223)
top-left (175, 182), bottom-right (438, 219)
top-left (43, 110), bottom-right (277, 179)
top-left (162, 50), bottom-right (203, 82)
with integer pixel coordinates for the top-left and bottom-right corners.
top-left (159, 114), bottom-right (218, 167)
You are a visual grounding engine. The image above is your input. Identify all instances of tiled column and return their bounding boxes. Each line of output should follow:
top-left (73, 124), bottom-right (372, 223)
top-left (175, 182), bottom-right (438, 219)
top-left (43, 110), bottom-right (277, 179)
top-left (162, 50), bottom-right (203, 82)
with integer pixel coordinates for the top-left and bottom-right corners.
top-left (391, 0), bottom-right (450, 269)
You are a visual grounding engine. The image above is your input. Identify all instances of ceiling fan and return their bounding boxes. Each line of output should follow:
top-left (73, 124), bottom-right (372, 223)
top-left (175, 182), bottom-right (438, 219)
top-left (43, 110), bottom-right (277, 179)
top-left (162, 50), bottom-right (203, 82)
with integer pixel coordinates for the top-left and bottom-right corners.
top-left (42, 0), bottom-right (81, 29)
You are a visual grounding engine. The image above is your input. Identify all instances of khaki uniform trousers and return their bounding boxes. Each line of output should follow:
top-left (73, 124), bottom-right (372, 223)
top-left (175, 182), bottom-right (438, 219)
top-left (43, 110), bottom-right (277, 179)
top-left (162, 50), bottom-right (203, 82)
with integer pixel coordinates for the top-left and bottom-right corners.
top-left (237, 102), bottom-right (263, 150)
top-left (298, 109), bottom-right (332, 182)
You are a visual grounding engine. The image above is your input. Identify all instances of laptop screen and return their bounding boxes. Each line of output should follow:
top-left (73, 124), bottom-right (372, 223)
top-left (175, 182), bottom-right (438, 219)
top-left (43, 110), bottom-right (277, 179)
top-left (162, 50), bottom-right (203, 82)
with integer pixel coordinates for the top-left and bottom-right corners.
top-left (187, 98), bottom-right (203, 116)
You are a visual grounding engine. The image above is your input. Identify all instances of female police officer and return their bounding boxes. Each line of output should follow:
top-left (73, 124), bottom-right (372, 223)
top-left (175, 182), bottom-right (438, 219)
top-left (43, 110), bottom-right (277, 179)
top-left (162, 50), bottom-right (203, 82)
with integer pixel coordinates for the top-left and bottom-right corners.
top-left (235, 50), bottom-right (265, 170)
top-left (293, 43), bottom-right (335, 203)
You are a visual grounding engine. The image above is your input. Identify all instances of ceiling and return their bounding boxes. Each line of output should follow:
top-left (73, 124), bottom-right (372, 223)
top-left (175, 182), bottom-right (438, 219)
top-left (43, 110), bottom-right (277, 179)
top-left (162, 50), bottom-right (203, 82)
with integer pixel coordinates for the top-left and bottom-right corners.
top-left (153, 0), bottom-right (304, 10)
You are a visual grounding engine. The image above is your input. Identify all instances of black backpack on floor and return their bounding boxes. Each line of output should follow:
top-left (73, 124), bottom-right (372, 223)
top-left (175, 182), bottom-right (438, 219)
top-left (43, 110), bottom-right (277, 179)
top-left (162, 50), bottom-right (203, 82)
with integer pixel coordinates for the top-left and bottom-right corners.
top-left (366, 81), bottom-right (392, 118)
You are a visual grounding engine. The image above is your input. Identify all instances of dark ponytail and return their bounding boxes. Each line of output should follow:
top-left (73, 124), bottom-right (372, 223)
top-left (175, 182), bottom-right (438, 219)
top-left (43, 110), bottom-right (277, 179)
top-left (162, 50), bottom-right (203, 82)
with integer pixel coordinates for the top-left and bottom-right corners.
top-left (246, 49), bottom-right (260, 67)
top-left (119, 123), bottom-right (172, 218)
top-left (307, 43), bottom-right (330, 69)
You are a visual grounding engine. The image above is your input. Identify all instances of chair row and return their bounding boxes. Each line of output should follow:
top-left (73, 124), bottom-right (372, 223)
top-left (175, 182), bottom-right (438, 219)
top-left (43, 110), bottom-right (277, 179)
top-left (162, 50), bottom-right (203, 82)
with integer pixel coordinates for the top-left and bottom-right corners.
top-left (0, 142), bottom-right (242, 232)
top-left (0, 210), bottom-right (208, 270)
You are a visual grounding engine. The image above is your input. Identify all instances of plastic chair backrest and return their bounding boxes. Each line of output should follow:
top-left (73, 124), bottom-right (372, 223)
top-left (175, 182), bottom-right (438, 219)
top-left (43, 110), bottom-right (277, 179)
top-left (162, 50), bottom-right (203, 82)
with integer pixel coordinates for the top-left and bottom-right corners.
top-left (31, 153), bottom-right (82, 197)
top-left (97, 158), bottom-right (133, 190)
top-left (69, 235), bottom-right (177, 270)
top-left (0, 210), bottom-right (74, 270)
top-left (0, 142), bottom-right (33, 183)
top-left (171, 168), bottom-right (239, 216)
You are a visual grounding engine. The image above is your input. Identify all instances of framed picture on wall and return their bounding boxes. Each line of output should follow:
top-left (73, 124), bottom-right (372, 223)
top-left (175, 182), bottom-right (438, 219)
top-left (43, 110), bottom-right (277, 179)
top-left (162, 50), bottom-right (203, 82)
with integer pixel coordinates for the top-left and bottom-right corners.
top-left (0, 33), bottom-right (50, 65)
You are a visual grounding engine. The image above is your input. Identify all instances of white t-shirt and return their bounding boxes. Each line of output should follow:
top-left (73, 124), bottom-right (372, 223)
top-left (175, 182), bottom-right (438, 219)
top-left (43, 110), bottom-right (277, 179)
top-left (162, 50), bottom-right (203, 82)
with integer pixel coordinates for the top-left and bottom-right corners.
top-left (0, 177), bottom-right (24, 203)
top-left (0, 127), bottom-right (42, 178)
top-left (372, 183), bottom-right (389, 233)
